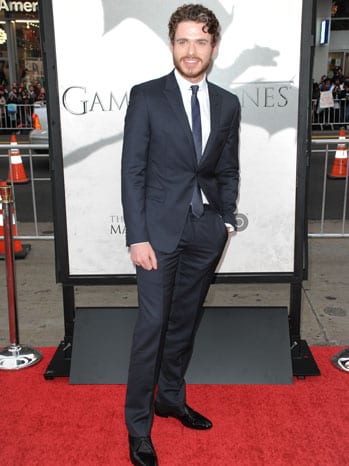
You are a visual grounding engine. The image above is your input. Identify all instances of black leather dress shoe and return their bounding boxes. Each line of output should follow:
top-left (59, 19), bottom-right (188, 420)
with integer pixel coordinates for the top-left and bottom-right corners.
top-left (154, 403), bottom-right (212, 430)
top-left (129, 436), bottom-right (158, 466)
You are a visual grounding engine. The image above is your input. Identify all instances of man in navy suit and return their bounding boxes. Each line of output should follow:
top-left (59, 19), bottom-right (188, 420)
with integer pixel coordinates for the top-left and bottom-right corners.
top-left (121, 4), bottom-right (240, 465)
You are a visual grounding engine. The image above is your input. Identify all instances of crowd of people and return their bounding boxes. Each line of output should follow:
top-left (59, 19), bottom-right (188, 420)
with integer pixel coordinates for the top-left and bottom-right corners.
top-left (0, 79), bottom-right (46, 130)
top-left (312, 66), bottom-right (349, 128)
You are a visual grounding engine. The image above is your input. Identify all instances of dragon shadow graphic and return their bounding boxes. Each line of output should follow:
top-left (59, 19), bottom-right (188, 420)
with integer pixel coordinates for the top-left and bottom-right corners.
top-left (64, 0), bottom-right (299, 167)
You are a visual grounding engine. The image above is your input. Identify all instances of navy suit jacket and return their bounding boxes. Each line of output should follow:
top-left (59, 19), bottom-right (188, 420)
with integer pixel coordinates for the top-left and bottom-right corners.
top-left (121, 70), bottom-right (240, 253)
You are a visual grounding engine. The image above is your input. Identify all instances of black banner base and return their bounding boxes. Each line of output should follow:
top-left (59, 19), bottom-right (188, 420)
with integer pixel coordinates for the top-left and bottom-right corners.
top-left (291, 339), bottom-right (321, 379)
top-left (68, 306), bottom-right (294, 385)
top-left (44, 339), bottom-right (71, 380)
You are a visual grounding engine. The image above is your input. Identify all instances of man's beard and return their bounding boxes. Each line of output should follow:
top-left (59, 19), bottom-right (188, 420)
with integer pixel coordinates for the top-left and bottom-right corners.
top-left (173, 56), bottom-right (210, 81)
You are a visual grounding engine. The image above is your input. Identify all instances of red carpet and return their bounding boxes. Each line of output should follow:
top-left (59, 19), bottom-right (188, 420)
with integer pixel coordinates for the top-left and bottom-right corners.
top-left (0, 347), bottom-right (348, 465)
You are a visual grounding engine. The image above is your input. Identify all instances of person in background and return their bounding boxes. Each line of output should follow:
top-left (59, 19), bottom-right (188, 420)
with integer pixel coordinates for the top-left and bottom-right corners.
top-left (319, 77), bottom-right (333, 92)
top-left (343, 80), bottom-right (349, 126)
top-left (8, 84), bottom-right (18, 100)
top-left (332, 77), bottom-right (345, 127)
top-left (0, 86), bottom-right (7, 128)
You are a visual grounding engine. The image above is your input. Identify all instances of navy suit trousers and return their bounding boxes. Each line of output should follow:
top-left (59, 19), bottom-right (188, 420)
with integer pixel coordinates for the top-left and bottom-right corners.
top-left (125, 206), bottom-right (228, 437)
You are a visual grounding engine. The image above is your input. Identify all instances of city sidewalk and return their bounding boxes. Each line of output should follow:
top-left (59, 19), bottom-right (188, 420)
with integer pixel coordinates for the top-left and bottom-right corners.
top-left (0, 224), bottom-right (348, 349)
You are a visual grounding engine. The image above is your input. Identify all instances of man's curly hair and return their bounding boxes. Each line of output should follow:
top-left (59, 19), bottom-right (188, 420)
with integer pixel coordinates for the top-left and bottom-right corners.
top-left (168, 4), bottom-right (220, 46)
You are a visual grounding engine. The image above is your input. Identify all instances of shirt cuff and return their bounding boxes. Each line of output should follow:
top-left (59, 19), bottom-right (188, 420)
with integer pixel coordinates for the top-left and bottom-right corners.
top-left (225, 223), bottom-right (235, 232)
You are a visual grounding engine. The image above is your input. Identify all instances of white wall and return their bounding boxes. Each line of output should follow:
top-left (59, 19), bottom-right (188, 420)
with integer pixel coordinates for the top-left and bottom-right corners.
top-left (312, 0), bottom-right (332, 81)
top-left (330, 30), bottom-right (349, 51)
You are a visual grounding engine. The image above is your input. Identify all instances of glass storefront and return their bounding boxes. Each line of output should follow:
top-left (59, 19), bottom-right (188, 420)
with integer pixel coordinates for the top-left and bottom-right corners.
top-left (331, 0), bottom-right (349, 30)
top-left (328, 51), bottom-right (349, 78)
top-left (329, 1), bottom-right (349, 78)
top-left (0, 1), bottom-right (43, 88)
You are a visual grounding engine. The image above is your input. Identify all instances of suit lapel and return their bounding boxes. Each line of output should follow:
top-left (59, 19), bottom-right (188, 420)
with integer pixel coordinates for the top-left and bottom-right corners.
top-left (200, 82), bottom-right (222, 163)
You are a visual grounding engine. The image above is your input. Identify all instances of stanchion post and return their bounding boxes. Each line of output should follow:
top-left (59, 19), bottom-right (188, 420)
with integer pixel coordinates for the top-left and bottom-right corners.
top-left (0, 182), bottom-right (42, 370)
top-left (331, 348), bottom-right (349, 372)
top-left (1, 182), bottom-right (19, 345)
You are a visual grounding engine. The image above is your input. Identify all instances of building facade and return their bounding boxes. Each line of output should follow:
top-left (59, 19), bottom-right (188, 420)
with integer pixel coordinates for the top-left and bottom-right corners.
top-left (0, 1), bottom-right (42, 88)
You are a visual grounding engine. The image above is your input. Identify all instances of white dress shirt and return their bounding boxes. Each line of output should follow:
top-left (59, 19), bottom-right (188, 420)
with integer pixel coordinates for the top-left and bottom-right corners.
top-left (174, 69), bottom-right (211, 153)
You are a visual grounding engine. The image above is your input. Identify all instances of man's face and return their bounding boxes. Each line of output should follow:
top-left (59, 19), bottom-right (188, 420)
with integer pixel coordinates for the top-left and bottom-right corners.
top-left (171, 21), bottom-right (216, 83)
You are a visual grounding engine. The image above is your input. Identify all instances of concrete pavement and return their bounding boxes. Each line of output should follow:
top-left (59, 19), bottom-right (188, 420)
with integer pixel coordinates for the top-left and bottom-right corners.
top-left (0, 222), bottom-right (348, 348)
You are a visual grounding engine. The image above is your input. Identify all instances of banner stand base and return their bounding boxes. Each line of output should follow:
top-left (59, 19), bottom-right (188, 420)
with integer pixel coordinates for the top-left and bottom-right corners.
top-left (291, 339), bottom-right (321, 379)
top-left (67, 306), bottom-right (294, 385)
top-left (44, 339), bottom-right (71, 380)
top-left (44, 312), bottom-right (320, 382)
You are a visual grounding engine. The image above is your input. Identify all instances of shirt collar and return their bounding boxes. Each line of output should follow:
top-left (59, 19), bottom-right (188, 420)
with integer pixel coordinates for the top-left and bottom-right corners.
top-left (174, 69), bottom-right (208, 94)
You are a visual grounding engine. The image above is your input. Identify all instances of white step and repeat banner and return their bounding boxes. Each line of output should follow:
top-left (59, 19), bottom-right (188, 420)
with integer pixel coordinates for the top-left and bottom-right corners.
top-left (50, 0), bottom-right (304, 276)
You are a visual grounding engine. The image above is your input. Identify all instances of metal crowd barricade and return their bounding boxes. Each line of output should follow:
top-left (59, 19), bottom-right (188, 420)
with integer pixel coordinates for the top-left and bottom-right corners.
top-left (310, 137), bottom-right (349, 238)
top-left (0, 104), bottom-right (35, 131)
top-left (311, 98), bottom-right (349, 130)
top-left (1, 139), bottom-right (348, 242)
top-left (0, 142), bottom-right (52, 241)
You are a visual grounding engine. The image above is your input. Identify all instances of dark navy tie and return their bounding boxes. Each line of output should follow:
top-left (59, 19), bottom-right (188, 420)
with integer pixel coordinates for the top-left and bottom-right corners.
top-left (190, 85), bottom-right (204, 217)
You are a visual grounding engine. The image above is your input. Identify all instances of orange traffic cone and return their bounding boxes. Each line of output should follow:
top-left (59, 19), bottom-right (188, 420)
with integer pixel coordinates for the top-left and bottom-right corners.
top-left (7, 133), bottom-right (29, 184)
top-left (329, 127), bottom-right (348, 179)
top-left (0, 181), bottom-right (29, 259)
top-left (32, 112), bottom-right (42, 130)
